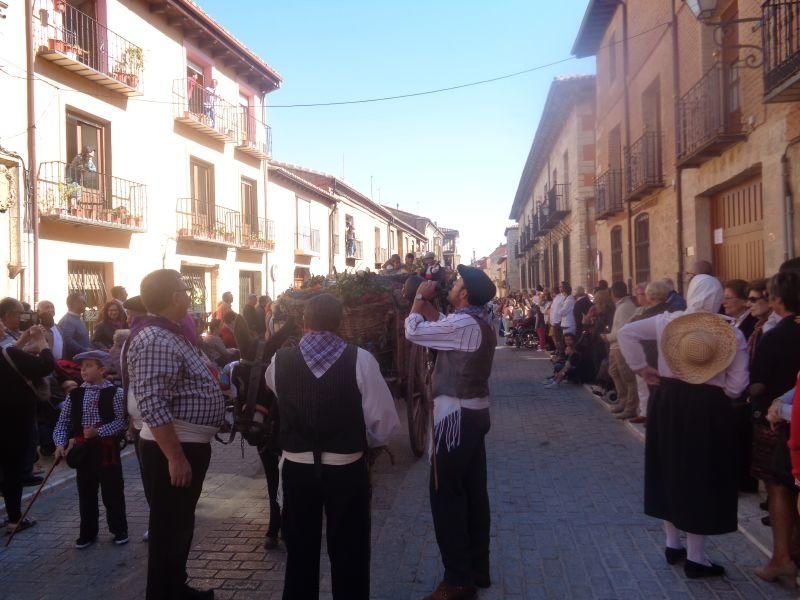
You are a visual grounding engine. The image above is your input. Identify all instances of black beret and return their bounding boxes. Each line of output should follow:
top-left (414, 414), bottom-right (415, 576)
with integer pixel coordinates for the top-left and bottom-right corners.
top-left (123, 295), bottom-right (147, 312)
top-left (457, 264), bottom-right (496, 306)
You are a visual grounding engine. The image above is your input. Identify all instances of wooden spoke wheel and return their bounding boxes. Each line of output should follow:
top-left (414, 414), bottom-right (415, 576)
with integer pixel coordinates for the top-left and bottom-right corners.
top-left (406, 343), bottom-right (433, 457)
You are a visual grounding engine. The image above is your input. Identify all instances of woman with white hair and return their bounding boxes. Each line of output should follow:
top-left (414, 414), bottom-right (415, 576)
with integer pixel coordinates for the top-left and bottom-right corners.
top-left (617, 275), bottom-right (749, 578)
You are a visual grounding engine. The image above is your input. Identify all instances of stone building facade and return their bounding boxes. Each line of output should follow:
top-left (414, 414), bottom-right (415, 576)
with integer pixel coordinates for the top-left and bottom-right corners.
top-left (573, 0), bottom-right (800, 290)
top-left (510, 75), bottom-right (597, 292)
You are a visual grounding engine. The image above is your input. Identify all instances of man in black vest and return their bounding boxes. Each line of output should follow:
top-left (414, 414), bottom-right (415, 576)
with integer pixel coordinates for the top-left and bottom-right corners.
top-left (265, 293), bottom-right (399, 600)
top-left (406, 265), bottom-right (497, 600)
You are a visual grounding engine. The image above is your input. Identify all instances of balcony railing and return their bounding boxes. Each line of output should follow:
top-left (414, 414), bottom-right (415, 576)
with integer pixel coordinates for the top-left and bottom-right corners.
top-left (763, 1), bottom-right (800, 102)
top-left (236, 106), bottom-right (272, 160)
top-left (538, 199), bottom-right (554, 233)
top-left (33, 1), bottom-right (143, 96)
top-left (173, 78), bottom-right (238, 142)
top-left (176, 198), bottom-right (240, 246)
top-left (346, 239), bottom-right (363, 259)
top-left (545, 183), bottom-right (570, 227)
top-left (594, 170), bottom-right (624, 220)
top-left (239, 217), bottom-right (275, 251)
top-left (677, 63), bottom-right (745, 167)
top-left (38, 161), bottom-right (146, 231)
top-left (625, 131), bottom-right (664, 200)
top-left (375, 248), bottom-right (388, 265)
top-left (296, 228), bottom-right (321, 254)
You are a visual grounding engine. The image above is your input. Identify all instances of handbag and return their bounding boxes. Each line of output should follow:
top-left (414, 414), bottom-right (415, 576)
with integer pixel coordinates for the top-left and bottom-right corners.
top-left (2, 347), bottom-right (51, 402)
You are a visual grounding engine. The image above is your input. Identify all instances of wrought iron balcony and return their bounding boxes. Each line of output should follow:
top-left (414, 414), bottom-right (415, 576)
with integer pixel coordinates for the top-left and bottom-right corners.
top-left (594, 170), bottom-right (624, 220)
top-left (763, 1), bottom-right (800, 102)
top-left (38, 161), bottom-right (146, 231)
top-left (239, 217), bottom-right (275, 251)
top-left (173, 78), bottom-right (238, 142)
top-left (176, 198), bottom-right (240, 246)
top-left (33, 1), bottom-right (143, 96)
top-left (236, 107), bottom-right (272, 160)
top-left (538, 199), bottom-right (554, 233)
top-left (296, 228), bottom-right (321, 254)
top-left (625, 131), bottom-right (664, 200)
top-left (677, 63), bottom-right (745, 167)
top-left (544, 183), bottom-right (570, 227)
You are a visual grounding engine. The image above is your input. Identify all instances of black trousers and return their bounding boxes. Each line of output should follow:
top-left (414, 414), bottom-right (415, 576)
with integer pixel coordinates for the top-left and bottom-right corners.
top-left (132, 428), bottom-right (152, 507)
top-left (430, 407), bottom-right (491, 587)
top-left (258, 446), bottom-right (281, 536)
top-left (139, 439), bottom-right (211, 600)
top-left (0, 414), bottom-right (33, 523)
top-left (281, 457), bottom-right (371, 600)
top-left (76, 441), bottom-right (127, 540)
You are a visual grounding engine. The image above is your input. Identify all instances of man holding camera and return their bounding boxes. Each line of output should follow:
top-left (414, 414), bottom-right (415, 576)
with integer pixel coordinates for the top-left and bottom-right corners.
top-left (405, 265), bottom-right (497, 600)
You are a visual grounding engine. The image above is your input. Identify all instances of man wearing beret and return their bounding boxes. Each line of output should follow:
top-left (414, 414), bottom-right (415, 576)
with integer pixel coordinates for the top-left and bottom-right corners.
top-left (405, 264), bottom-right (497, 600)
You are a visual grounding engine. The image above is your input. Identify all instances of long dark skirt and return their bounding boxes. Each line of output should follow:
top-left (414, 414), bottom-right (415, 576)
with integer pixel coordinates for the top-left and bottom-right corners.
top-left (645, 378), bottom-right (738, 535)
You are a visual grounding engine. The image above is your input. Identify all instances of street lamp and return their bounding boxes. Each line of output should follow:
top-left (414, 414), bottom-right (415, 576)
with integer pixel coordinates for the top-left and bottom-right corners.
top-left (685, 0), bottom-right (718, 22)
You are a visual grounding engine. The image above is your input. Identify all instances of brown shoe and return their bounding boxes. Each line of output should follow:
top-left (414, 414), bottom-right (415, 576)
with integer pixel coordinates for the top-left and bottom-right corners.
top-left (628, 416), bottom-right (647, 424)
top-left (615, 411), bottom-right (637, 419)
top-left (423, 581), bottom-right (478, 600)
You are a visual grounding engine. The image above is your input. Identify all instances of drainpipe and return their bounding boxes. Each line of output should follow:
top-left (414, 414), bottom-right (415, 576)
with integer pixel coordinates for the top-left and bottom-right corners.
top-left (781, 136), bottom-right (800, 262)
top-left (25, 0), bottom-right (39, 304)
top-left (621, 0), bottom-right (633, 291)
top-left (671, 0), bottom-right (685, 293)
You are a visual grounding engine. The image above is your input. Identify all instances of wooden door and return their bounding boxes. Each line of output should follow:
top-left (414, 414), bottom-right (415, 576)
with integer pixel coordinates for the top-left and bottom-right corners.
top-left (711, 177), bottom-right (764, 281)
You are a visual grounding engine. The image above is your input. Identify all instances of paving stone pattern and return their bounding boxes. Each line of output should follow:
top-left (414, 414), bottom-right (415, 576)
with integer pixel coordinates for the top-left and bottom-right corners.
top-left (0, 342), bottom-right (795, 599)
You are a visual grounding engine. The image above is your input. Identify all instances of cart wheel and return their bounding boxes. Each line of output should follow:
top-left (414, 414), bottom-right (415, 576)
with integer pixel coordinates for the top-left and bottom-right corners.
top-left (406, 344), bottom-right (431, 458)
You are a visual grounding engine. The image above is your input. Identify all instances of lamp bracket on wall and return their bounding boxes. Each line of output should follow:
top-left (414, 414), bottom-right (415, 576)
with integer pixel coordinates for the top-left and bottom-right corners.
top-left (709, 17), bottom-right (764, 69)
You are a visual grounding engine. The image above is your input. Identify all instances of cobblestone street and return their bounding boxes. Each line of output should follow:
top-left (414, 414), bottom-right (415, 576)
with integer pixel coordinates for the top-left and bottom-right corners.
top-left (0, 341), bottom-right (795, 599)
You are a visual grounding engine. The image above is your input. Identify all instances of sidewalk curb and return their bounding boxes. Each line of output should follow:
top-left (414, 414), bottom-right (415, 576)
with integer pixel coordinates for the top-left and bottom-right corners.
top-left (583, 383), bottom-right (771, 560)
top-left (1, 447), bottom-right (136, 520)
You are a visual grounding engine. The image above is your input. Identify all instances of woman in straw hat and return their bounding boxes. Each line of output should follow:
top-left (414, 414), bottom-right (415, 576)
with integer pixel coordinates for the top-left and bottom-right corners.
top-left (617, 274), bottom-right (749, 579)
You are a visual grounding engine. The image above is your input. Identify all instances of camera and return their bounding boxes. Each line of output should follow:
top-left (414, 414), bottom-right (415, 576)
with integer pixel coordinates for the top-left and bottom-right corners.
top-left (18, 310), bottom-right (40, 331)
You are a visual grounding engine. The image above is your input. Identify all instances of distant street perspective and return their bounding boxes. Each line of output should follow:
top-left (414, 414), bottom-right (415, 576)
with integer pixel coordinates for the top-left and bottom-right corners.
top-left (1, 341), bottom-right (795, 600)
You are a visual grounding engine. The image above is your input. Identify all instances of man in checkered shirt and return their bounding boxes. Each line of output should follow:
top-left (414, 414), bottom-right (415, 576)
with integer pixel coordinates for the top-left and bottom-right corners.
top-left (127, 269), bottom-right (224, 600)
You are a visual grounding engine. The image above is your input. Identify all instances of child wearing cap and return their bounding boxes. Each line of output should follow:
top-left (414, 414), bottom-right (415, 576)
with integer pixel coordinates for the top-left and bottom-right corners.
top-left (53, 350), bottom-right (128, 549)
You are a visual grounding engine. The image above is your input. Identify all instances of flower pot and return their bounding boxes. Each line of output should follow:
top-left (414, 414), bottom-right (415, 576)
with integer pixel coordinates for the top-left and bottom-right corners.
top-left (134, 217), bottom-right (143, 228)
top-left (178, 228), bottom-right (189, 237)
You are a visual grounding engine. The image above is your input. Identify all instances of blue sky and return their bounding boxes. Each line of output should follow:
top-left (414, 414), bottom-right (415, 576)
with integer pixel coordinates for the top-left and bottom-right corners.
top-left (199, 0), bottom-right (596, 260)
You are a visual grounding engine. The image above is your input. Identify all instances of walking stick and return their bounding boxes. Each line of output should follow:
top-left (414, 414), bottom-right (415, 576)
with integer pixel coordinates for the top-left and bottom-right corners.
top-left (6, 456), bottom-right (61, 547)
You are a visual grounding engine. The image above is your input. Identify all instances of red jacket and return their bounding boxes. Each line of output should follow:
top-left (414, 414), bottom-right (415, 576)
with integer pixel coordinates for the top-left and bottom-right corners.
top-left (219, 327), bottom-right (237, 349)
top-left (787, 374), bottom-right (800, 480)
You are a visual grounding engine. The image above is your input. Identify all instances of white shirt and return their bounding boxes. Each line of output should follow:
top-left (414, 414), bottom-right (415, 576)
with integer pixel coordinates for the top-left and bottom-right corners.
top-left (50, 325), bottom-right (64, 361)
top-left (264, 347), bottom-right (400, 461)
top-left (550, 293), bottom-right (565, 325)
top-left (764, 311), bottom-right (781, 334)
top-left (560, 295), bottom-right (577, 334)
top-left (617, 312), bottom-right (750, 399)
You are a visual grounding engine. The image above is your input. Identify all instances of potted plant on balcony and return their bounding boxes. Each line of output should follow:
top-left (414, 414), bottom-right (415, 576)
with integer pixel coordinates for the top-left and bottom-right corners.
top-left (112, 46), bottom-right (143, 89)
top-left (133, 215), bottom-right (143, 228)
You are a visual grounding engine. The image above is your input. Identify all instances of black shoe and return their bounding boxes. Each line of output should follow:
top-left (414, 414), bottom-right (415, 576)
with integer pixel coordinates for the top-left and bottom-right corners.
top-left (21, 475), bottom-right (44, 487)
top-left (180, 585), bottom-right (214, 599)
top-left (113, 533), bottom-right (129, 545)
top-left (665, 547), bottom-right (687, 565)
top-left (760, 500), bottom-right (769, 511)
top-left (263, 534), bottom-right (279, 550)
top-left (762, 515), bottom-right (772, 527)
top-left (684, 560), bottom-right (725, 579)
top-left (473, 574), bottom-right (491, 589)
top-left (75, 536), bottom-right (96, 549)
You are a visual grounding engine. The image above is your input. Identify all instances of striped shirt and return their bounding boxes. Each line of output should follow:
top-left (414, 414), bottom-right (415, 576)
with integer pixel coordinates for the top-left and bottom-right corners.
top-left (53, 380), bottom-right (126, 447)
top-left (404, 312), bottom-right (483, 352)
top-left (127, 324), bottom-right (225, 430)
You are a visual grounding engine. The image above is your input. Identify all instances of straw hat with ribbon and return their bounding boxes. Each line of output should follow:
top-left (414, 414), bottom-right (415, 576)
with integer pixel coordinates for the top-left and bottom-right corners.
top-left (660, 313), bottom-right (738, 384)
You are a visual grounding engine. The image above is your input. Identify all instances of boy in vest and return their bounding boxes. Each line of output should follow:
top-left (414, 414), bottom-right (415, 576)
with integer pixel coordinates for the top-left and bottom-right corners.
top-left (53, 350), bottom-right (128, 549)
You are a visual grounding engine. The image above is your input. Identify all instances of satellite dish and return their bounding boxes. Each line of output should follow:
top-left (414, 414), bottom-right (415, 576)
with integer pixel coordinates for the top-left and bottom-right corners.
top-left (270, 263), bottom-right (279, 282)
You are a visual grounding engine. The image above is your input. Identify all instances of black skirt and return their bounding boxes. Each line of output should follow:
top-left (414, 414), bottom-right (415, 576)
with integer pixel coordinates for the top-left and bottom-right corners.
top-left (645, 378), bottom-right (738, 535)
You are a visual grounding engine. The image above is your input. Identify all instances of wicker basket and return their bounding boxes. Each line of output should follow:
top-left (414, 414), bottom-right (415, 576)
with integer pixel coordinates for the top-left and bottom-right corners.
top-left (339, 301), bottom-right (394, 345)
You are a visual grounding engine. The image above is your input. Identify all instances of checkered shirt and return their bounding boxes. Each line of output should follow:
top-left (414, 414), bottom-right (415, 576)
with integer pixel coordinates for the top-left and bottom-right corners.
top-left (126, 324), bottom-right (225, 429)
top-left (52, 380), bottom-right (126, 448)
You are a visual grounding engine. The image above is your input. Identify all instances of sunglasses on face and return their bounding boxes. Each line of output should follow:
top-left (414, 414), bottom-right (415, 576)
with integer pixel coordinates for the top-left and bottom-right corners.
top-left (746, 296), bottom-right (764, 303)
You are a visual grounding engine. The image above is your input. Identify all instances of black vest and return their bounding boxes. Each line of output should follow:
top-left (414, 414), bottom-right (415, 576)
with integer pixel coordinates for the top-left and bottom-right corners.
top-left (432, 315), bottom-right (496, 399)
top-left (69, 386), bottom-right (118, 437)
top-left (274, 344), bottom-right (365, 456)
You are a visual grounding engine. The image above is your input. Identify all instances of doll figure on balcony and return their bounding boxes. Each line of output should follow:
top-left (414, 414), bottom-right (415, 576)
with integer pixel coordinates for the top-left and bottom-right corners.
top-left (66, 146), bottom-right (99, 216)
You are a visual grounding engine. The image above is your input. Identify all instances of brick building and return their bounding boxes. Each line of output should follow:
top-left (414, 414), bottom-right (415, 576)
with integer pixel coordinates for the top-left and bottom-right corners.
top-left (509, 75), bottom-right (597, 292)
top-left (573, 0), bottom-right (800, 289)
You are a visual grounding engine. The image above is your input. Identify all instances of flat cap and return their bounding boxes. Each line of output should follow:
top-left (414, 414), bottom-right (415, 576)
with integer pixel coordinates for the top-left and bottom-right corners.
top-left (123, 295), bottom-right (147, 312)
top-left (73, 350), bottom-right (111, 367)
top-left (457, 264), bottom-right (496, 306)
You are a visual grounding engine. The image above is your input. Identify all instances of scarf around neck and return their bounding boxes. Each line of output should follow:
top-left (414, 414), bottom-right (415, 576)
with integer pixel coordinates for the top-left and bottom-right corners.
top-left (456, 304), bottom-right (491, 325)
top-left (300, 331), bottom-right (347, 379)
